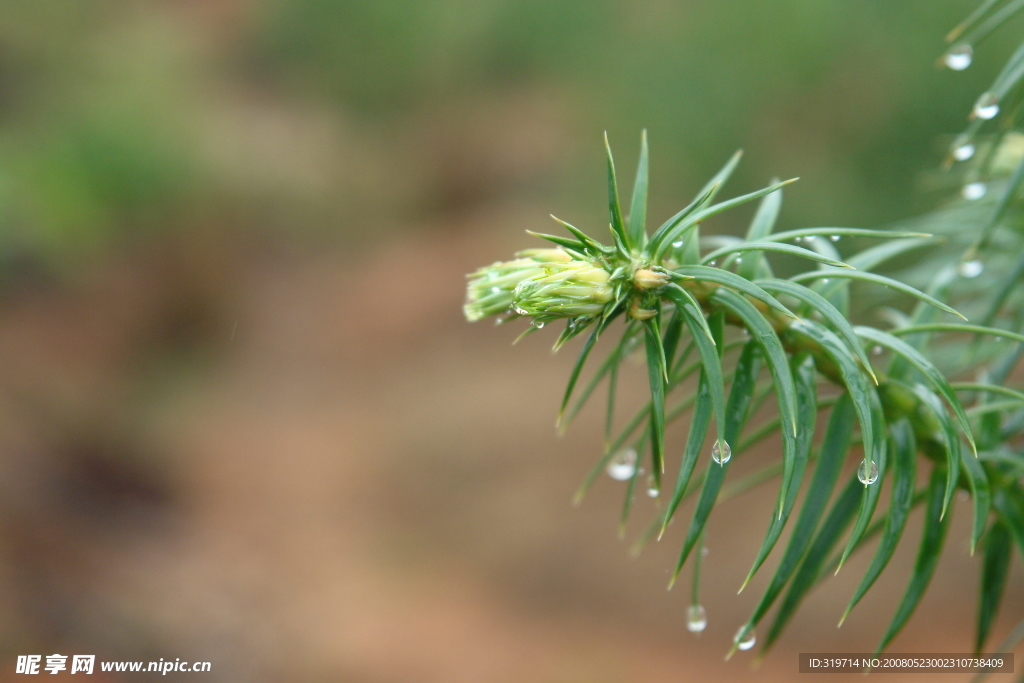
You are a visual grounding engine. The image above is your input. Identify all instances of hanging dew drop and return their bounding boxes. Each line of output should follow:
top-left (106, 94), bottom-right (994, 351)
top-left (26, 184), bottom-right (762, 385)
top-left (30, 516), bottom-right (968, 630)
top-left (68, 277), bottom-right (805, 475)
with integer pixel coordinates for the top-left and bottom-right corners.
top-left (871, 345), bottom-right (883, 356)
top-left (712, 439), bottom-right (731, 465)
top-left (532, 320), bottom-right (545, 328)
top-left (957, 259), bottom-right (984, 278)
top-left (944, 43), bottom-right (973, 71)
top-left (686, 605), bottom-right (708, 633)
top-left (830, 234), bottom-right (841, 242)
top-left (734, 627), bottom-right (756, 651)
top-left (708, 260), bottom-right (717, 267)
top-left (672, 240), bottom-right (684, 248)
top-left (606, 449), bottom-right (638, 481)
top-left (858, 458), bottom-right (879, 485)
top-left (952, 138), bottom-right (975, 161)
top-left (973, 93), bottom-right (1000, 120)
top-left (961, 182), bottom-right (987, 200)
top-left (794, 236), bottom-right (803, 243)
top-left (646, 476), bottom-right (660, 498)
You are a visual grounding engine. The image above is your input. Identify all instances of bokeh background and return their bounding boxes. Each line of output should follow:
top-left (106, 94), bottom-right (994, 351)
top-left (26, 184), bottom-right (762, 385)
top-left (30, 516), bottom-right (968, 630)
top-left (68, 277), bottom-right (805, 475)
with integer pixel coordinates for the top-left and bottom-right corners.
top-left (0, 0), bottom-right (1021, 681)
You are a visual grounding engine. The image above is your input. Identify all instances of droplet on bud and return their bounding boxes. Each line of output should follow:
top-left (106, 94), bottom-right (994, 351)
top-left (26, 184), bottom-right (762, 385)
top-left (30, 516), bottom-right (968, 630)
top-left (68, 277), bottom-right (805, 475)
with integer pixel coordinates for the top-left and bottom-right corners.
top-left (687, 605), bottom-right (708, 633)
top-left (961, 182), bottom-right (987, 200)
top-left (712, 439), bottom-right (731, 465)
top-left (606, 449), bottom-right (638, 481)
top-left (944, 43), bottom-right (973, 71)
top-left (952, 137), bottom-right (975, 161)
top-left (734, 627), bottom-right (756, 651)
top-left (957, 258), bottom-right (984, 278)
top-left (858, 458), bottom-right (879, 485)
top-left (973, 92), bottom-right (1000, 120)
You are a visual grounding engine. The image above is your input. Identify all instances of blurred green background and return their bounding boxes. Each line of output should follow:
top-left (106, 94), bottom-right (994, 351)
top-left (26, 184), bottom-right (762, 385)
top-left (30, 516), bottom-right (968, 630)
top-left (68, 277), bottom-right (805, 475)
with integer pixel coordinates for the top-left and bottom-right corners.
top-left (0, 1), bottom-right (1020, 681)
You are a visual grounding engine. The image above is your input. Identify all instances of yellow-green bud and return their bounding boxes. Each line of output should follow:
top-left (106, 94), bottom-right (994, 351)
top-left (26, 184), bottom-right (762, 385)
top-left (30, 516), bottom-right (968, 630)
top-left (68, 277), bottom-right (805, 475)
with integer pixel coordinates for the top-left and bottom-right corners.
top-left (465, 253), bottom-right (612, 323)
top-left (633, 268), bottom-right (670, 289)
top-left (628, 299), bottom-right (657, 320)
top-left (510, 261), bottom-right (613, 320)
top-left (464, 258), bottom-right (546, 322)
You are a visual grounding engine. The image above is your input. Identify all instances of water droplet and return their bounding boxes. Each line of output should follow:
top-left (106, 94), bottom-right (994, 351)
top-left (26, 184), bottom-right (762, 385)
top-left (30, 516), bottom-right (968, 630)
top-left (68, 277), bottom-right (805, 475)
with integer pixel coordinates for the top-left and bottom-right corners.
top-left (532, 320), bottom-right (545, 328)
top-left (646, 476), bottom-right (660, 498)
top-left (734, 627), bottom-right (756, 651)
top-left (701, 546), bottom-right (710, 557)
top-left (708, 260), bottom-right (717, 267)
top-left (821, 278), bottom-right (829, 284)
top-left (952, 137), bottom-right (975, 161)
top-left (961, 182), bottom-right (987, 200)
top-left (606, 449), bottom-right (638, 481)
top-left (514, 306), bottom-right (529, 316)
top-left (871, 345), bottom-right (883, 356)
top-left (944, 43), bottom-right (973, 71)
top-left (686, 605), bottom-right (708, 633)
top-left (491, 286), bottom-right (502, 293)
top-left (735, 257), bottom-right (743, 264)
top-left (974, 92), bottom-right (1000, 120)
top-left (672, 239), bottom-right (684, 248)
top-left (830, 234), bottom-right (841, 242)
top-left (712, 439), bottom-right (731, 465)
top-left (794, 236), bottom-right (803, 243)
top-left (958, 258), bottom-right (984, 278)
top-left (858, 458), bottom-right (879, 485)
